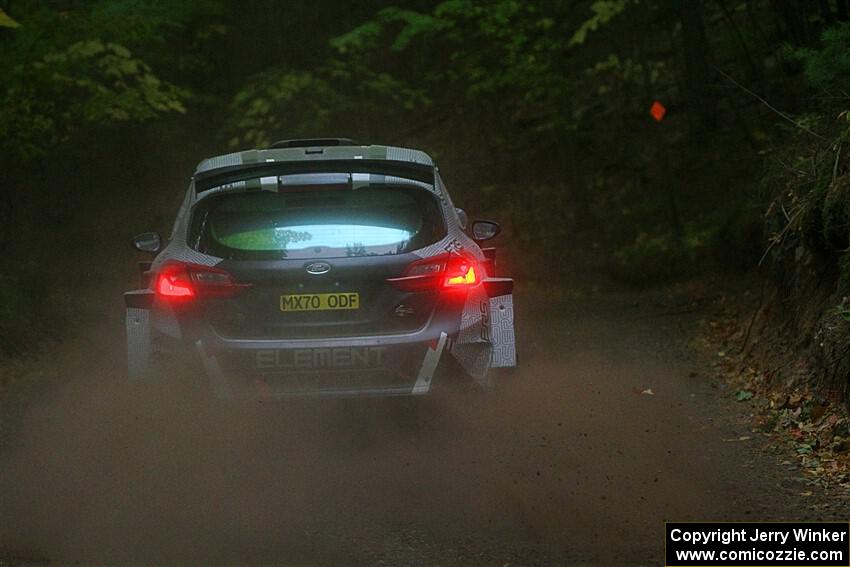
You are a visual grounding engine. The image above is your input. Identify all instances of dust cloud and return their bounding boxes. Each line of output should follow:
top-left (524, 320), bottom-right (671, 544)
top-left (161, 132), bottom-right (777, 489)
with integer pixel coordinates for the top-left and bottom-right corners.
top-left (0, 294), bottom-right (772, 565)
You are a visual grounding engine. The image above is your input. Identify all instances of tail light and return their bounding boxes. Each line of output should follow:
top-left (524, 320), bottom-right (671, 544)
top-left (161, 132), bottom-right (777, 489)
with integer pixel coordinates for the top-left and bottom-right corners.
top-left (387, 253), bottom-right (481, 292)
top-left (155, 262), bottom-right (250, 300)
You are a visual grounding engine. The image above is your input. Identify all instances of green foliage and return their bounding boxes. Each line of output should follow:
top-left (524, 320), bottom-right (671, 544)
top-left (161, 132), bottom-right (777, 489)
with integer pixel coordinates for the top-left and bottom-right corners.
top-left (0, 1), bottom-right (215, 161)
top-left (234, 0), bottom-right (750, 281)
top-left (328, 0), bottom-right (580, 140)
top-left (332, 6), bottom-right (449, 53)
top-left (86, 0), bottom-right (222, 45)
top-left (0, 8), bottom-right (19, 28)
top-left (762, 104), bottom-right (850, 312)
top-left (1, 39), bottom-right (188, 160)
top-left (5, 0), bottom-right (841, 359)
top-left (785, 22), bottom-right (850, 93)
top-left (0, 1), bottom-right (221, 352)
top-left (228, 70), bottom-right (340, 148)
top-left (227, 62), bottom-right (427, 148)
top-left (569, 0), bottom-right (630, 46)
top-left (736, 390), bottom-right (755, 401)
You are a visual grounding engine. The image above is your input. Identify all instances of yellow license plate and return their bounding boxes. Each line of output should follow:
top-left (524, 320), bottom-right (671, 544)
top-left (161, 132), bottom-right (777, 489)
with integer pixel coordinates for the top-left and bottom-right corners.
top-left (279, 292), bottom-right (360, 312)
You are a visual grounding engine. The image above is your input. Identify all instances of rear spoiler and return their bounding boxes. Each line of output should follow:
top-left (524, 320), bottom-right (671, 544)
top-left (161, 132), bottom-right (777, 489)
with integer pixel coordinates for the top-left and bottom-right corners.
top-left (193, 160), bottom-right (435, 193)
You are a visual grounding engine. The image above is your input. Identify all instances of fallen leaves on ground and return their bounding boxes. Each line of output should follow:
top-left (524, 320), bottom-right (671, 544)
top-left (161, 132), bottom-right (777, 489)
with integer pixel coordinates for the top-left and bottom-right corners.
top-left (698, 301), bottom-right (850, 493)
top-left (736, 390), bottom-right (754, 401)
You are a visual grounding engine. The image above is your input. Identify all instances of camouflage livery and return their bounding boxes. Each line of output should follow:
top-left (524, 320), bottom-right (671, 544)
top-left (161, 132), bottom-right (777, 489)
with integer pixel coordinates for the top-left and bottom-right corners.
top-left (125, 140), bottom-right (516, 398)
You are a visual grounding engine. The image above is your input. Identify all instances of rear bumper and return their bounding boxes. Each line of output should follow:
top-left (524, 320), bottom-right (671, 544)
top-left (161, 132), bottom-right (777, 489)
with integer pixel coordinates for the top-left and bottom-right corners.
top-left (126, 284), bottom-right (501, 398)
top-left (203, 320), bottom-right (450, 350)
top-left (194, 330), bottom-right (450, 399)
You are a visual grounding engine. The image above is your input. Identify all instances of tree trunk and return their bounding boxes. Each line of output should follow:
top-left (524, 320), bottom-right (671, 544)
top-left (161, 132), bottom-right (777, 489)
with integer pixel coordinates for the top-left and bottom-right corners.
top-left (677, 0), bottom-right (716, 130)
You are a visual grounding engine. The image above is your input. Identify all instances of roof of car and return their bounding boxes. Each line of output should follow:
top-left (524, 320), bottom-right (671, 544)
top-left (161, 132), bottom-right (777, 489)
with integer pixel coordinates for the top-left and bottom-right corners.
top-left (194, 142), bottom-right (434, 175)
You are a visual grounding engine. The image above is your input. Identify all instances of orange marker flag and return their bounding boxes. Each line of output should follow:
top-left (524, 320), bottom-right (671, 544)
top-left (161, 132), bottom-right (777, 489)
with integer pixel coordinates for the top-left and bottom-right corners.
top-left (650, 100), bottom-right (667, 122)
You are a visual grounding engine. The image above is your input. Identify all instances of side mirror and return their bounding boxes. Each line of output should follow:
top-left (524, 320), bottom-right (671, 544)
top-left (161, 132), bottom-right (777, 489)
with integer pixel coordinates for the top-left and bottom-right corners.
top-left (132, 232), bottom-right (161, 254)
top-left (455, 208), bottom-right (469, 229)
top-left (471, 220), bottom-right (501, 241)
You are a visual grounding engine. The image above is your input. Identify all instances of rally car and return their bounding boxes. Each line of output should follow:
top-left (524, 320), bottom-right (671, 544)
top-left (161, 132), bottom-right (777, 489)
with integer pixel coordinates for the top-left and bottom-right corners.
top-left (125, 138), bottom-right (516, 399)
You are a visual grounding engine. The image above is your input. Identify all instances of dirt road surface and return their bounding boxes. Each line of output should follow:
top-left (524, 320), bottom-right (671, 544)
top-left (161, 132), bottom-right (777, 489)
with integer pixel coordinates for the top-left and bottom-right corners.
top-left (1, 286), bottom-right (847, 565)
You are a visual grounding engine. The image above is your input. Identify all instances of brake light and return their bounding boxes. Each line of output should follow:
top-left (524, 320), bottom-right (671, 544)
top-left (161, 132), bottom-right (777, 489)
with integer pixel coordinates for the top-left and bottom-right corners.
top-left (157, 267), bottom-right (194, 297)
top-left (155, 262), bottom-right (250, 300)
top-left (387, 253), bottom-right (481, 292)
top-left (446, 264), bottom-right (477, 287)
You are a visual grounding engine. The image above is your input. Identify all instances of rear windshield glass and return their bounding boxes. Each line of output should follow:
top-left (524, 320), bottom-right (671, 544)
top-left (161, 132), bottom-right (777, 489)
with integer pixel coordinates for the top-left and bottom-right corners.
top-left (190, 186), bottom-right (446, 260)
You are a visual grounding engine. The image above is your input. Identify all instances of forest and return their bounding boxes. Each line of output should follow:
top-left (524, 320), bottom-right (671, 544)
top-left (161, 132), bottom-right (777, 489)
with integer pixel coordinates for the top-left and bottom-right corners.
top-left (1, 0), bottom-right (849, 354)
top-left (4, 1), bottom-right (850, 564)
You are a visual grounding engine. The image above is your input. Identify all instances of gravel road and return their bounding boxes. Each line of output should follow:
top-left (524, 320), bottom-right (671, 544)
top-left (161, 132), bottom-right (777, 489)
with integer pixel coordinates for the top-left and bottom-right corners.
top-left (1, 286), bottom-right (846, 565)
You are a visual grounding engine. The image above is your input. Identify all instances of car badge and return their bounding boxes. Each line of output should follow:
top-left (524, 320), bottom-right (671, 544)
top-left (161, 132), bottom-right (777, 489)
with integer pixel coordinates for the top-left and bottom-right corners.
top-left (305, 261), bottom-right (332, 275)
top-left (394, 304), bottom-right (415, 317)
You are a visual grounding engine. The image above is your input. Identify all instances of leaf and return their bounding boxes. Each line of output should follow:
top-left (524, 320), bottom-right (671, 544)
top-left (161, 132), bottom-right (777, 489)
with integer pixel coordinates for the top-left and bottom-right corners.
top-left (108, 43), bottom-right (132, 59)
top-left (569, 1), bottom-right (629, 47)
top-left (736, 390), bottom-right (754, 401)
top-left (796, 443), bottom-right (814, 454)
top-left (0, 8), bottom-right (20, 28)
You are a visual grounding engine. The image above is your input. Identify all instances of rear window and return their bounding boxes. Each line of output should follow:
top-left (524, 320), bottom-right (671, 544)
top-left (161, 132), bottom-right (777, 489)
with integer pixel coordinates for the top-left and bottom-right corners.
top-left (190, 186), bottom-right (446, 260)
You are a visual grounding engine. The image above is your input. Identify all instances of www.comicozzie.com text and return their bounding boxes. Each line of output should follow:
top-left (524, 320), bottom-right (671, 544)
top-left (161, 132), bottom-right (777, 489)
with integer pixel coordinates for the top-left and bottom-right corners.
top-left (670, 527), bottom-right (848, 546)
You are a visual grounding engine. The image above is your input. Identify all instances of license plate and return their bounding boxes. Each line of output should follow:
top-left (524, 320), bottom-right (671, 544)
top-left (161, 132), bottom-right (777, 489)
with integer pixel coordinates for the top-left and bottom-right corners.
top-left (279, 292), bottom-right (360, 312)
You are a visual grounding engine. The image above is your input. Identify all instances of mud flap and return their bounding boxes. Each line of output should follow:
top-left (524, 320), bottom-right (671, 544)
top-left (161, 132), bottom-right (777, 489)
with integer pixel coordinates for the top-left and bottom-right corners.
top-left (412, 332), bottom-right (448, 394)
top-left (451, 286), bottom-right (494, 386)
top-left (126, 307), bottom-right (152, 381)
top-left (488, 293), bottom-right (517, 368)
top-left (195, 340), bottom-right (234, 400)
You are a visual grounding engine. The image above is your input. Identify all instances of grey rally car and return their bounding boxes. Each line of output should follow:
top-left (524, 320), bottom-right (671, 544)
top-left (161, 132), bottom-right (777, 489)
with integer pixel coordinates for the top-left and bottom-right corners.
top-left (125, 138), bottom-right (516, 398)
